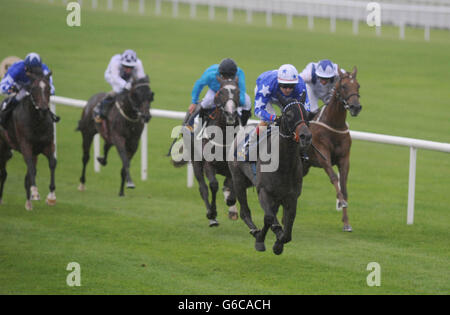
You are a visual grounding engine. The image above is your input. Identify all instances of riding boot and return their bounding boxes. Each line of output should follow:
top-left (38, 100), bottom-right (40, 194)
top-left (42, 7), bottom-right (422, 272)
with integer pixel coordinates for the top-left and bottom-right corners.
top-left (184, 103), bottom-right (202, 133)
top-left (0, 97), bottom-right (18, 128)
top-left (94, 95), bottom-right (115, 123)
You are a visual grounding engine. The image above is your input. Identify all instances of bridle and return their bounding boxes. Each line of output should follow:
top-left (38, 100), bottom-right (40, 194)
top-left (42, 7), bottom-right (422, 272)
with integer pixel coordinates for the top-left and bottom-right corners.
top-left (27, 77), bottom-right (50, 112)
top-left (279, 100), bottom-right (309, 142)
top-left (117, 81), bottom-right (150, 123)
top-left (333, 75), bottom-right (360, 110)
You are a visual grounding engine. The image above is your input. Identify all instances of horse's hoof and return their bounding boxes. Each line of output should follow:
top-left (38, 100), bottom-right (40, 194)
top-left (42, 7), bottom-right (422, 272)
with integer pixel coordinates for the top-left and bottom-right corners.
top-left (78, 183), bottom-right (85, 192)
top-left (30, 186), bottom-right (40, 201)
top-left (97, 157), bottom-right (107, 166)
top-left (249, 229), bottom-right (260, 238)
top-left (126, 181), bottom-right (135, 189)
top-left (46, 192), bottom-right (56, 206)
top-left (273, 240), bottom-right (284, 255)
top-left (255, 241), bottom-right (266, 252)
top-left (209, 219), bottom-right (219, 227)
top-left (25, 200), bottom-right (32, 211)
top-left (343, 225), bottom-right (353, 232)
top-left (228, 206), bottom-right (238, 221)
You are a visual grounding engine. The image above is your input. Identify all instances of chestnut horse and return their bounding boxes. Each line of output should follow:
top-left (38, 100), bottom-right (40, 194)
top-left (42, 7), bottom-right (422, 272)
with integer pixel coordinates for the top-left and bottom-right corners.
top-left (304, 67), bottom-right (362, 232)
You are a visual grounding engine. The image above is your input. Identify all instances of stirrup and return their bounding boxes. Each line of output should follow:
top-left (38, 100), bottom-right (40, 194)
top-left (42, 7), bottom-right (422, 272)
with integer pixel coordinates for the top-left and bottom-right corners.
top-left (94, 115), bottom-right (103, 123)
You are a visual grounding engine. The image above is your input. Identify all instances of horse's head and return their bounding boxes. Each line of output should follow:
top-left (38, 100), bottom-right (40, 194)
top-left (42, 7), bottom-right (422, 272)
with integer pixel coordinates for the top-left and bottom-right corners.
top-left (26, 69), bottom-right (52, 113)
top-left (129, 75), bottom-right (153, 123)
top-left (335, 67), bottom-right (362, 117)
top-left (278, 93), bottom-right (312, 150)
top-left (213, 76), bottom-right (240, 126)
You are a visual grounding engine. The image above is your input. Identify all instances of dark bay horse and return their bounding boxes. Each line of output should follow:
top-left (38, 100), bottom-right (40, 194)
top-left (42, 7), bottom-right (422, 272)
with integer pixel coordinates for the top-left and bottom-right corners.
top-left (304, 67), bottom-right (362, 232)
top-left (228, 95), bottom-right (312, 255)
top-left (0, 71), bottom-right (57, 210)
top-left (77, 76), bottom-right (153, 196)
top-left (172, 77), bottom-right (240, 227)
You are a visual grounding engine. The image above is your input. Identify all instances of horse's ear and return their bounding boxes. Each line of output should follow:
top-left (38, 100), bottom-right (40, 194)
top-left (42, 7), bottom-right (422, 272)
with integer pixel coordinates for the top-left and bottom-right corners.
top-left (216, 75), bottom-right (224, 85)
top-left (45, 71), bottom-right (52, 80)
top-left (351, 66), bottom-right (357, 78)
top-left (234, 76), bottom-right (239, 84)
top-left (338, 66), bottom-right (345, 78)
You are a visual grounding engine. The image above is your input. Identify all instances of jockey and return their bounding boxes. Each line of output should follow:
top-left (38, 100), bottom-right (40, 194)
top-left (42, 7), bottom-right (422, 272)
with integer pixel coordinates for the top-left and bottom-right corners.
top-left (0, 52), bottom-right (58, 127)
top-left (299, 59), bottom-right (343, 117)
top-left (185, 58), bottom-right (252, 130)
top-left (246, 64), bottom-right (310, 159)
top-left (94, 49), bottom-right (148, 122)
top-left (254, 64), bottom-right (310, 124)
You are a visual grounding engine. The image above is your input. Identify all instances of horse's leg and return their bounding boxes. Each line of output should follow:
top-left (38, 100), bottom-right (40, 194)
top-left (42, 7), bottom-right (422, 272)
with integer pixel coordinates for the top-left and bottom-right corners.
top-left (204, 164), bottom-right (219, 226)
top-left (223, 176), bottom-right (238, 220)
top-left (318, 151), bottom-right (346, 212)
top-left (230, 166), bottom-right (259, 234)
top-left (21, 146), bottom-right (35, 210)
top-left (79, 130), bottom-right (95, 191)
top-left (43, 144), bottom-right (57, 206)
top-left (0, 161), bottom-right (7, 205)
top-left (273, 197), bottom-right (298, 255)
top-left (114, 136), bottom-right (130, 196)
top-left (255, 188), bottom-right (281, 252)
top-left (337, 155), bottom-right (352, 232)
top-left (193, 162), bottom-right (216, 226)
top-left (97, 142), bottom-right (112, 166)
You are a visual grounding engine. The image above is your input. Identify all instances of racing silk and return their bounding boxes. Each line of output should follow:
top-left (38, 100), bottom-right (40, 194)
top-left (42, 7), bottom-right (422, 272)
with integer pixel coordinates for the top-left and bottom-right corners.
top-left (104, 54), bottom-right (146, 93)
top-left (0, 60), bottom-right (55, 95)
top-left (299, 62), bottom-right (342, 106)
top-left (191, 64), bottom-right (247, 107)
top-left (254, 70), bottom-right (310, 122)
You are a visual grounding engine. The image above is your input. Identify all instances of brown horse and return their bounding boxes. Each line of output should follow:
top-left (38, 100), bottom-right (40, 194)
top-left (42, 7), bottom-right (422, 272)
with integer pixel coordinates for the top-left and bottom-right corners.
top-left (172, 77), bottom-right (240, 227)
top-left (77, 76), bottom-right (153, 196)
top-left (304, 67), bottom-right (362, 232)
top-left (0, 70), bottom-right (57, 210)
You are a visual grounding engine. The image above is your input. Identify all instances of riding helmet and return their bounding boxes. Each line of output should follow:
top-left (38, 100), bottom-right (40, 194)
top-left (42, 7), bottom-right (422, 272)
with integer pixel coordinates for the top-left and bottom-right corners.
top-left (316, 59), bottom-right (337, 78)
top-left (24, 52), bottom-right (42, 70)
top-left (277, 64), bottom-right (299, 84)
top-left (218, 58), bottom-right (238, 77)
top-left (121, 49), bottom-right (138, 67)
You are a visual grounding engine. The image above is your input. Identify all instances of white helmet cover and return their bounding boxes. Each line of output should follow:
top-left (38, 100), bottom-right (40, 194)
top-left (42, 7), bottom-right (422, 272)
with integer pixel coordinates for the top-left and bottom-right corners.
top-left (121, 49), bottom-right (138, 67)
top-left (277, 64), bottom-right (299, 84)
top-left (316, 59), bottom-right (337, 78)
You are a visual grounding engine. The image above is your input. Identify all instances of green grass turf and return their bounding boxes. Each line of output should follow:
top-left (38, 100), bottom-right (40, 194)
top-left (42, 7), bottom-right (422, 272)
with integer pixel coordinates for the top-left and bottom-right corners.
top-left (0, 0), bottom-right (449, 294)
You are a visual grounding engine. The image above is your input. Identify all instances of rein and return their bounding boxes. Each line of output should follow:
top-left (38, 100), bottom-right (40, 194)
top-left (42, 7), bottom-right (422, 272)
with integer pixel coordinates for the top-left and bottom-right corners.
top-left (115, 100), bottom-right (140, 123)
top-left (279, 101), bottom-right (308, 141)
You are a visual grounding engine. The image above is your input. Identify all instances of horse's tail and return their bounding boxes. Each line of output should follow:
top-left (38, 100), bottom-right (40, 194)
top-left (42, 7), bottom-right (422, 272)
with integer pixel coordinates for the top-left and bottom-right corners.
top-left (75, 120), bottom-right (81, 131)
top-left (171, 159), bottom-right (188, 168)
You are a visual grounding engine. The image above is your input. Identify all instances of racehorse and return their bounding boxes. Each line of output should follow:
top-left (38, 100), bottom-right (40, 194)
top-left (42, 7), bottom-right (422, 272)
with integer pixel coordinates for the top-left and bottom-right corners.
top-left (0, 70), bottom-right (57, 210)
top-left (77, 76), bottom-right (153, 196)
top-left (304, 66), bottom-right (362, 232)
top-left (228, 94), bottom-right (312, 255)
top-left (172, 77), bottom-right (240, 227)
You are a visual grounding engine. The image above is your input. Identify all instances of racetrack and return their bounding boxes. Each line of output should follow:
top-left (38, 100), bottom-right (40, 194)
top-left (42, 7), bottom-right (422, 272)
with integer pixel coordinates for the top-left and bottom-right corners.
top-left (0, 0), bottom-right (449, 294)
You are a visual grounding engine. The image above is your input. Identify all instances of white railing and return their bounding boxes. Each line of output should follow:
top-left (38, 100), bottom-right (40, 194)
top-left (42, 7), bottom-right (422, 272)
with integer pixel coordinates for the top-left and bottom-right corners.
top-left (56, 0), bottom-right (450, 40)
top-left (50, 95), bottom-right (450, 225)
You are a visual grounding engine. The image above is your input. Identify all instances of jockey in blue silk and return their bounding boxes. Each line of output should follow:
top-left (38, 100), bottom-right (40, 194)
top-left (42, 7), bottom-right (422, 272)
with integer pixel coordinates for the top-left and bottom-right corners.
top-left (254, 64), bottom-right (310, 124)
top-left (186, 58), bottom-right (252, 129)
top-left (245, 64), bottom-right (310, 160)
top-left (0, 52), bottom-right (58, 127)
